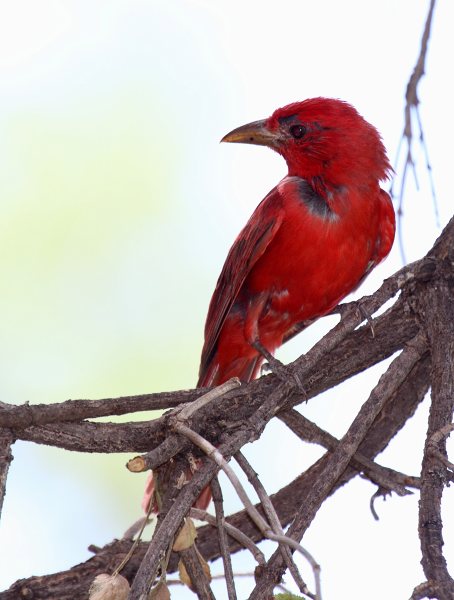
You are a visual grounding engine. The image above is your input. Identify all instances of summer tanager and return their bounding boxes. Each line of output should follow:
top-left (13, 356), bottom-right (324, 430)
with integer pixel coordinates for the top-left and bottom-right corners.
top-left (143, 97), bottom-right (395, 513)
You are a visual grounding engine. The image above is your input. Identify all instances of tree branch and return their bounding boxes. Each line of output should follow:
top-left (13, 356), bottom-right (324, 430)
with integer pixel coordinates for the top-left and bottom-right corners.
top-left (0, 428), bottom-right (13, 519)
top-left (279, 409), bottom-right (419, 495)
top-left (210, 477), bottom-right (237, 600)
top-left (413, 230), bottom-right (454, 598)
top-left (249, 332), bottom-right (428, 598)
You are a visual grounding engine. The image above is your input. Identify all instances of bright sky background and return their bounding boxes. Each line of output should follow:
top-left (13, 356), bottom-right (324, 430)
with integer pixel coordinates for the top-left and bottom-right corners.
top-left (0, 1), bottom-right (453, 598)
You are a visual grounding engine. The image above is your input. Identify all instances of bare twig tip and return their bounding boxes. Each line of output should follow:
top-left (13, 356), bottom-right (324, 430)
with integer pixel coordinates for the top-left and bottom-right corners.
top-left (127, 456), bottom-right (147, 473)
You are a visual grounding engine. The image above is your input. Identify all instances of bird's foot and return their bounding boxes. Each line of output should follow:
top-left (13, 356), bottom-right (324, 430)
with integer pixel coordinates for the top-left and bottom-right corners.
top-left (253, 340), bottom-right (306, 395)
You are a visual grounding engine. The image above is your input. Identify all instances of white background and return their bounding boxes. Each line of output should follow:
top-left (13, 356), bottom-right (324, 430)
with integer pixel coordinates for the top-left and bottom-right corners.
top-left (0, 1), bottom-right (453, 598)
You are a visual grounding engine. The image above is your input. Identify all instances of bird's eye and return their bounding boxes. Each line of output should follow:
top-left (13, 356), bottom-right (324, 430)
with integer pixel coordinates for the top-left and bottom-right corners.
top-left (289, 124), bottom-right (306, 139)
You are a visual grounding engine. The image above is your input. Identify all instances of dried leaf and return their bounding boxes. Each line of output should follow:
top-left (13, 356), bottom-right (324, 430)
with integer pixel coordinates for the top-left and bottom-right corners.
top-left (178, 559), bottom-right (191, 589)
top-left (198, 553), bottom-right (212, 581)
top-left (148, 581), bottom-right (171, 599)
top-left (178, 555), bottom-right (211, 591)
top-left (172, 518), bottom-right (197, 552)
top-left (89, 573), bottom-right (129, 600)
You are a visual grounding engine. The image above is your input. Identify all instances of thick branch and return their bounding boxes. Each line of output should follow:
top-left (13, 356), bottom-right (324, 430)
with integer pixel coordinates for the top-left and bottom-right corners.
top-left (9, 296), bottom-right (416, 458)
top-left (0, 390), bottom-right (199, 429)
top-left (16, 420), bottom-right (166, 453)
top-left (414, 243), bottom-right (454, 598)
top-left (0, 428), bottom-right (13, 519)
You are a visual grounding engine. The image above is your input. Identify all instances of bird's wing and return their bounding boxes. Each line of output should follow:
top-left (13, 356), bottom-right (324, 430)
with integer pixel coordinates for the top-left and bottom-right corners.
top-left (198, 187), bottom-right (284, 383)
top-left (372, 189), bottom-right (396, 266)
top-left (360, 188), bottom-right (396, 279)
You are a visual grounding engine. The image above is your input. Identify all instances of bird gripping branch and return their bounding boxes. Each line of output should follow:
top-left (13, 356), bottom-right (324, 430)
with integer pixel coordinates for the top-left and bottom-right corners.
top-left (143, 97), bottom-right (395, 514)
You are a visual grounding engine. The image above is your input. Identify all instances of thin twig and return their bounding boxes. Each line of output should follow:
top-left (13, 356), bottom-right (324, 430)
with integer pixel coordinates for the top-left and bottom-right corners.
top-left (174, 422), bottom-right (325, 568)
top-left (0, 390), bottom-right (200, 429)
top-left (211, 477), bottom-right (237, 600)
top-left (173, 378), bottom-right (241, 422)
top-left (428, 424), bottom-right (454, 472)
top-left (189, 508), bottom-right (266, 566)
top-left (113, 509), bottom-right (151, 577)
top-left (391, 0), bottom-right (437, 263)
top-left (166, 571), bottom-right (293, 594)
top-left (429, 423), bottom-right (454, 447)
top-left (173, 422), bottom-right (271, 534)
top-left (415, 104), bottom-right (439, 226)
top-left (122, 517), bottom-right (150, 541)
top-left (279, 409), bottom-right (419, 494)
top-left (235, 451), bottom-right (319, 600)
top-left (409, 580), bottom-right (439, 600)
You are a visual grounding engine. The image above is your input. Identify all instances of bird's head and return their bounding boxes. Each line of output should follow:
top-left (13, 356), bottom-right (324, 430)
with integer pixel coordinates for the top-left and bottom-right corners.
top-left (222, 98), bottom-right (391, 191)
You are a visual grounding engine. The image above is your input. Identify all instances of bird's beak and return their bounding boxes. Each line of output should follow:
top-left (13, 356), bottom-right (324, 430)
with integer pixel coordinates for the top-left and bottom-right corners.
top-left (221, 119), bottom-right (278, 148)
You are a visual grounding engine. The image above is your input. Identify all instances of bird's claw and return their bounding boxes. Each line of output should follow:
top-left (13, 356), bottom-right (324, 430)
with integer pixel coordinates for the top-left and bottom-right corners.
top-left (357, 303), bottom-right (375, 337)
top-left (253, 340), bottom-right (306, 395)
top-left (336, 300), bottom-right (375, 337)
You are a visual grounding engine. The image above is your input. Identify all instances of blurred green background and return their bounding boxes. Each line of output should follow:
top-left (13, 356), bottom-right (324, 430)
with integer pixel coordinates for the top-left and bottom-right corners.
top-left (1, 1), bottom-right (453, 598)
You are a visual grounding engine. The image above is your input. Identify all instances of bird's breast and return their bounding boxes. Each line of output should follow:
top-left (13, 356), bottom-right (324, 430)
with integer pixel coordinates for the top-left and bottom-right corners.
top-left (245, 176), bottom-right (382, 330)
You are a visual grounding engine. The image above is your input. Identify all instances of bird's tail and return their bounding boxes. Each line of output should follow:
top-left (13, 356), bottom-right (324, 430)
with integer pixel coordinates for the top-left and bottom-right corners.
top-left (197, 350), bottom-right (263, 388)
top-left (141, 467), bottom-right (212, 514)
top-left (183, 355), bottom-right (262, 510)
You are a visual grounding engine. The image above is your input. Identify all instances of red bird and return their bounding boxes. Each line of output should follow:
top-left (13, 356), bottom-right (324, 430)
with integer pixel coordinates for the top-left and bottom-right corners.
top-left (198, 97), bottom-right (395, 388)
top-left (142, 97), bottom-right (395, 513)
